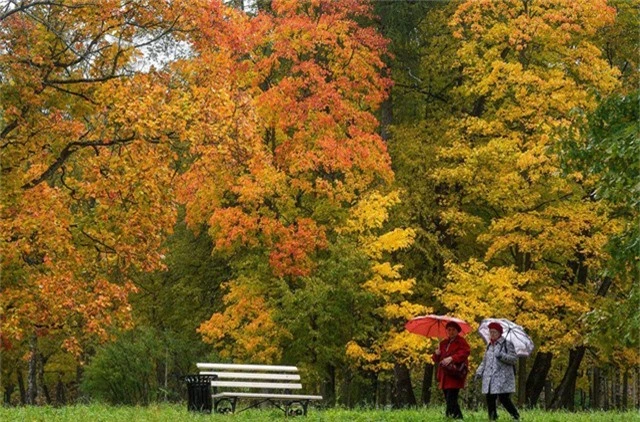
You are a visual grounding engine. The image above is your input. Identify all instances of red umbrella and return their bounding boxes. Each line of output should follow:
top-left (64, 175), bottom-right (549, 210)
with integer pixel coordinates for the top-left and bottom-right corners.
top-left (405, 314), bottom-right (472, 339)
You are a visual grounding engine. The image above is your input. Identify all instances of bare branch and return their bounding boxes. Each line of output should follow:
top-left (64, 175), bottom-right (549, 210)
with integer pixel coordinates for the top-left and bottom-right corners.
top-left (21, 135), bottom-right (136, 190)
top-left (79, 228), bottom-right (117, 254)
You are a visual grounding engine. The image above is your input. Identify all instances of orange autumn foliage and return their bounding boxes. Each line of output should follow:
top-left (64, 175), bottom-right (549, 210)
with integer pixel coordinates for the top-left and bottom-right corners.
top-left (176, 0), bottom-right (393, 277)
top-left (0, 2), bottom-right (187, 353)
top-left (188, 0), bottom-right (395, 360)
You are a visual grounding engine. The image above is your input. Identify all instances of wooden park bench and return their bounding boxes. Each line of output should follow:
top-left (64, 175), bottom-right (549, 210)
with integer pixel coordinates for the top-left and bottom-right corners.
top-left (197, 363), bottom-right (323, 416)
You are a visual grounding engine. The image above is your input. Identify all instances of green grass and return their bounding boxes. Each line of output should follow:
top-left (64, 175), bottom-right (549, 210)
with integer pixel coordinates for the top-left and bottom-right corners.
top-left (0, 404), bottom-right (638, 421)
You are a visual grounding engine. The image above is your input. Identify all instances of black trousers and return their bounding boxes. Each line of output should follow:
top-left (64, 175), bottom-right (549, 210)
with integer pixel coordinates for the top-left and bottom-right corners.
top-left (486, 393), bottom-right (519, 420)
top-left (443, 388), bottom-right (463, 419)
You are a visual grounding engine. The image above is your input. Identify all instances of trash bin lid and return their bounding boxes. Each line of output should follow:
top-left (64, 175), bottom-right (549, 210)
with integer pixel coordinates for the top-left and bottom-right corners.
top-left (184, 374), bottom-right (218, 383)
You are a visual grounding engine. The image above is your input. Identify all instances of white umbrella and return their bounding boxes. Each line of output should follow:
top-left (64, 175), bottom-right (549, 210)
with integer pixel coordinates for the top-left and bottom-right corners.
top-left (478, 318), bottom-right (534, 357)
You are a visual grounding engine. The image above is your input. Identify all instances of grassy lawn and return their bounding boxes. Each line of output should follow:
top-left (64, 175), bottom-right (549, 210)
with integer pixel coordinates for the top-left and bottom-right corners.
top-left (0, 404), bottom-right (638, 421)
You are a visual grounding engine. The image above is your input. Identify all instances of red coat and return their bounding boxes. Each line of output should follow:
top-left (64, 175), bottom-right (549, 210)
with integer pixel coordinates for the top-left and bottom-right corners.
top-left (431, 335), bottom-right (471, 389)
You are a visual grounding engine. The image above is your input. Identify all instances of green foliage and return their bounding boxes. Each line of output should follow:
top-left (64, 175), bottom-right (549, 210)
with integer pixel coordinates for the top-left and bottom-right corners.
top-left (382, 1), bottom-right (462, 314)
top-left (564, 92), bottom-right (640, 212)
top-left (116, 213), bottom-right (229, 403)
top-left (595, 0), bottom-right (640, 92)
top-left (583, 283), bottom-right (640, 354)
top-left (131, 212), bottom-right (230, 338)
top-left (79, 323), bottom-right (217, 406)
top-left (81, 328), bottom-right (166, 405)
top-left (277, 237), bottom-right (374, 383)
top-left (376, 0), bottom-right (460, 123)
top-left (562, 91), bottom-right (639, 263)
top-left (561, 91), bottom-right (640, 354)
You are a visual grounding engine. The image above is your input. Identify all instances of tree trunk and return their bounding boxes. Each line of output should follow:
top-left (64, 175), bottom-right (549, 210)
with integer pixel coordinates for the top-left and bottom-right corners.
top-left (371, 371), bottom-right (378, 408)
top-left (55, 376), bottom-right (66, 406)
top-left (421, 363), bottom-right (434, 406)
top-left (164, 345), bottom-right (169, 402)
top-left (525, 351), bottom-right (552, 407)
top-left (623, 369), bottom-right (629, 409)
top-left (603, 367), bottom-right (609, 410)
top-left (323, 364), bottom-right (336, 407)
top-left (610, 367), bottom-right (615, 409)
top-left (27, 332), bottom-right (38, 405)
top-left (549, 277), bottom-right (612, 410)
top-left (37, 351), bottom-right (50, 404)
top-left (592, 367), bottom-right (602, 409)
top-left (615, 367), bottom-right (622, 409)
top-left (76, 361), bottom-right (85, 403)
top-left (550, 346), bottom-right (586, 410)
top-left (338, 368), bottom-right (349, 408)
top-left (636, 367), bottom-right (640, 410)
top-left (544, 380), bottom-right (552, 409)
top-left (17, 368), bottom-right (26, 405)
top-left (587, 368), bottom-right (594, 409)
top-left (3, 377), bottom-right (15, 405)
top-left (392, 363), bottom-right (416, 408)
top-left (517, 357), bottom-right (526, 406)
top-left (380, 376), bottom-right (389, 407)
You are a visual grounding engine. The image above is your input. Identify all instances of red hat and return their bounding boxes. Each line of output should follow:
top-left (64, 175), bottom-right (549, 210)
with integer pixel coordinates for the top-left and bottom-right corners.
top-left (446, 321), bottom-right (462, 333)
top-left (488, 322), bottom-right (503, 334)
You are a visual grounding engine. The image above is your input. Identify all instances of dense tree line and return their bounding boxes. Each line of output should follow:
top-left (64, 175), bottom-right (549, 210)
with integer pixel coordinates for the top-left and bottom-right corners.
top-left (1, 0), bottom-right (637, 410)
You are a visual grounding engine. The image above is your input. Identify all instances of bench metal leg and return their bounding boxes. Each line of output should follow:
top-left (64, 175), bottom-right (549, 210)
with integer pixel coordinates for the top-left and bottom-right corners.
top-left (214, 397), bottom-right (317, 416)
top-left (284, 400), bottom-right (309, 416)
top-left (213, 397), bottom-right (237, 414)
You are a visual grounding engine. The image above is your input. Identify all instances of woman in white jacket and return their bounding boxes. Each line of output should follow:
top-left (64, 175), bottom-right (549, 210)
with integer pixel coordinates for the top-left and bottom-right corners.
top-left (475, 322), bottom-right (520, 421)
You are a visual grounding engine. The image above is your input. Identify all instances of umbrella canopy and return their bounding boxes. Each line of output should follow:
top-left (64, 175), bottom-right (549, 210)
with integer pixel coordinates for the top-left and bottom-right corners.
top-left (478, 318), bottom-right (534, 357)
top-left (406, 314), bottom-right (472, 339)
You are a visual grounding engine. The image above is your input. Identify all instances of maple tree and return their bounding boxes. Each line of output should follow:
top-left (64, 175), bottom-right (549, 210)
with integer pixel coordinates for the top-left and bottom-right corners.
top-left (0, 0), bottom-right (191, 402)
top-left (176, 0), bottom-right (393, 272)
top-left (383, 0), bottom-right (639, 409)
top-left (181, 0), bottom-right (393, 355)
top-left (178, 1), bottom-right (437, 404)
top-left (431, 0), bottom-right (622, 409)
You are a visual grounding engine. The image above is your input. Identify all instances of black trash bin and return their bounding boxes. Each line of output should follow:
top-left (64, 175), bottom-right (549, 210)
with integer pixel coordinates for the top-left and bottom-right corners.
top-left (184, 374), bottom-right (217, 413)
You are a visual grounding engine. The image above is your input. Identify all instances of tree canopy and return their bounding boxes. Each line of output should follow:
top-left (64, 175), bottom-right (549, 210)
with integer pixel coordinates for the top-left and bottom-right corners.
top-left (1, 0), bottom-right (637, 410)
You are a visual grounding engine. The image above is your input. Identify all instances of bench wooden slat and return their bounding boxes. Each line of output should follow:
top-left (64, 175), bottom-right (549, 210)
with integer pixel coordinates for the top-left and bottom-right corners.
top-left (197, 363), bottom-right (298, 372)
top-left (213, 392), bottom-right (323, 400)
top-left (200, 371), bottom-right (300, 381)
top-left (210, 381), bottom-right (302, 389)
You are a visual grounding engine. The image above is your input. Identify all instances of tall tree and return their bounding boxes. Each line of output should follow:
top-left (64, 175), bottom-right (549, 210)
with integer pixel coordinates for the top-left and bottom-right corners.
top-left (595, 0), bottom-right (640, 92)
top-left (0, 0), bottom-right (189, 401)
top-left (434, 0), bottom-right (620, 409)
top-left (375, 1), bottom-right (465, 404)
top-left (180, 0), bottom-right (393, 353)
top-left (343, 191), bottom-right (429, 408)
top-left (176, 1), bottom-right (432, 406)
top-left (560, 90), bottom-right (640, 375)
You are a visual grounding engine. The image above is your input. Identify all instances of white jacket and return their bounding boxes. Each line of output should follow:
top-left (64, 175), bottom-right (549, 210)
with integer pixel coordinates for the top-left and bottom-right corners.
top-left (475, 337), bottom-right (517, 394)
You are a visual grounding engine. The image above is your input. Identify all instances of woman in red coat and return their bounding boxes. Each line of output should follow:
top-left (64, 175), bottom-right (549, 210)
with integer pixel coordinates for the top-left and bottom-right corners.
top-left (431, 321), bottom-right (471, 419)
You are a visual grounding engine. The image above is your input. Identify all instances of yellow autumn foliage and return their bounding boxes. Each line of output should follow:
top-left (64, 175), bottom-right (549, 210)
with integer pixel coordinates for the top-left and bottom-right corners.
top-left (198, 279), bottom-right (291, 363)
top-left (344, 191), bottom-right (431, 372)
top-left (434, 0), bottom-right (625, 364)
